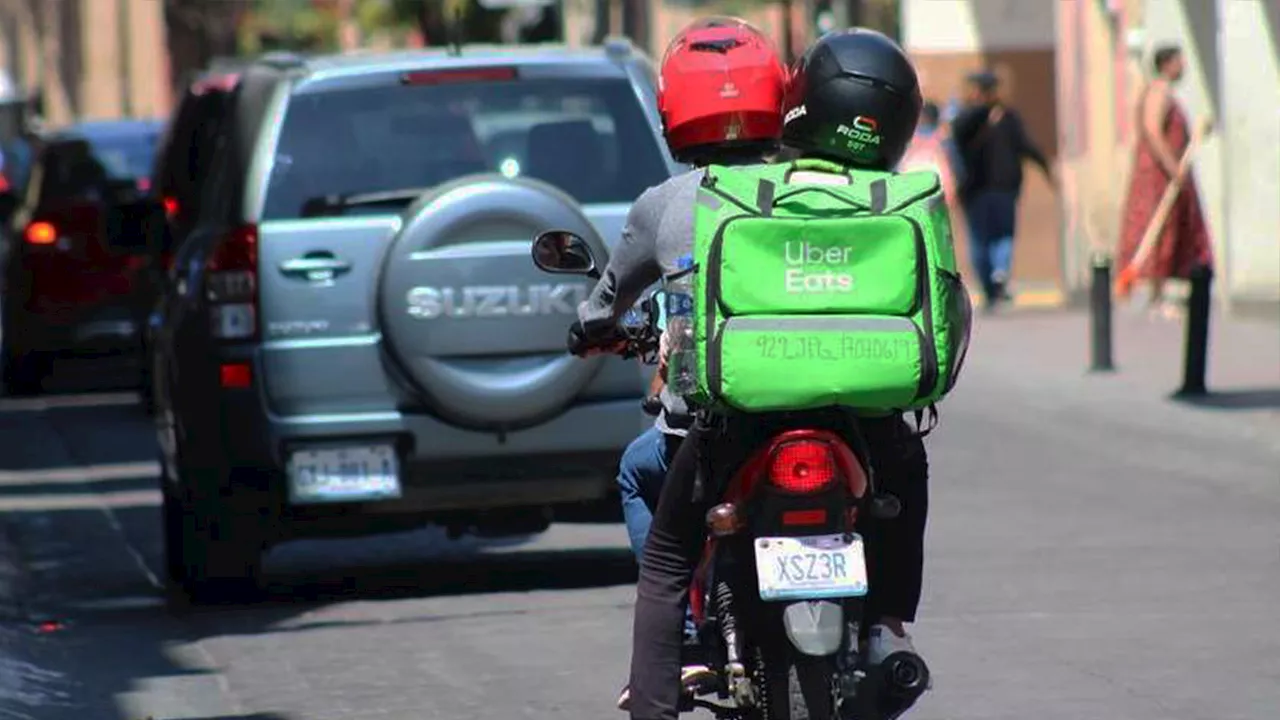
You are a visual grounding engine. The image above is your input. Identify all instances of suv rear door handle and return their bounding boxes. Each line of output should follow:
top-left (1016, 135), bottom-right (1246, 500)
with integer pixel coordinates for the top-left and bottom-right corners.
top-left (280, 254), bottom-right (351, 282)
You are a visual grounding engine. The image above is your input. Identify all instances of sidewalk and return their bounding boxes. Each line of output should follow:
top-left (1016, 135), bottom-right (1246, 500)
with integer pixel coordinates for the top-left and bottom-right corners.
top-left (958, 304), bottom-right (1280, 434)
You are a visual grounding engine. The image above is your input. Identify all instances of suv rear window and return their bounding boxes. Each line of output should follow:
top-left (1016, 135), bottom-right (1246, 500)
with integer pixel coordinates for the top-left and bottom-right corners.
top-left (262, 75), bottom-right (670, 220)
top-left (41, 134), bottom-right (158, 200)
top-left (156, 88), bottom-right (237, 214)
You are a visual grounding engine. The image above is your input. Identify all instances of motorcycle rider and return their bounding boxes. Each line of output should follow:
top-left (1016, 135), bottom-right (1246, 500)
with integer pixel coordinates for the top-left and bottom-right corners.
top-left (567, 16), bottom-right (788, 707)
top-left (572, 28), bottom-right (933, 720)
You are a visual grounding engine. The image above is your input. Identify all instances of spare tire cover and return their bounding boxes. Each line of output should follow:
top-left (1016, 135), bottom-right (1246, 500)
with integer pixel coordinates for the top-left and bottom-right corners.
top-left (377, 174), bottom-right (610, 430)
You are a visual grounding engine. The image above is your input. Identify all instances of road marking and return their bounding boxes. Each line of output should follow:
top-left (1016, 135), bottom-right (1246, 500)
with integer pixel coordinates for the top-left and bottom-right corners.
top-left (968, 288), bottom-right (1066, 309)
top-left (64, 595), bottom-right (166, 612)
top-left (0, 461), bottom-right (160, 486)
top-left (0, 489), bottom-right (158, 512)
top-left (0, 392), bottom-right (140, 413)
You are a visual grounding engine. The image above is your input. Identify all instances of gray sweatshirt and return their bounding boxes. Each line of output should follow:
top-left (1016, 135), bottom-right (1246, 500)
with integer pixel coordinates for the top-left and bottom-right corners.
top-left (577, 160), bottom-right (856, 437)
top-left (576, 169), bottom-right (703, 437)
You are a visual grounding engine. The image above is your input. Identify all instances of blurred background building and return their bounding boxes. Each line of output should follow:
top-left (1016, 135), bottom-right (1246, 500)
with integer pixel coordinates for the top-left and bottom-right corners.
top-left (0, 0), bottom-right (1275, 312)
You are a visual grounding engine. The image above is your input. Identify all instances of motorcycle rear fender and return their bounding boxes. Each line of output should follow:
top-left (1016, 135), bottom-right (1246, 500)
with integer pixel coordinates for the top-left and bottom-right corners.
top-left (782, 599), bottom-right (845, 656)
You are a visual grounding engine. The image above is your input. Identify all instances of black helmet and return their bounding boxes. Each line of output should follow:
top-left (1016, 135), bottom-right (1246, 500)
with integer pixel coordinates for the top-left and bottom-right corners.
top-left (781, 28), bottom-right (922, 170)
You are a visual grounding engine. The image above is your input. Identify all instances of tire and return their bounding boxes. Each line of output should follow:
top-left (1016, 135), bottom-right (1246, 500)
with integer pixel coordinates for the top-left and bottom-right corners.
top-left (2, 345), bottom-right (49, 397)
top-left (162, 468), bottom-right (266, 606)
top-left (138, 359), bottom-right (156, 416)
top-left (763, 650), bottom-right (837, 720)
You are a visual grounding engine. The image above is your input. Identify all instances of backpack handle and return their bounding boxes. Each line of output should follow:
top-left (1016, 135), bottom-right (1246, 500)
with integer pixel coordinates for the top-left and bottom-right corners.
top-left (758, 180), bottom-right (873, 214)
top-left (787, 157), bottom-right (851, 177)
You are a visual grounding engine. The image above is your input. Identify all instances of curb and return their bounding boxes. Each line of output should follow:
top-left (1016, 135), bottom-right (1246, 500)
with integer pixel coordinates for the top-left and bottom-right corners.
top-left (967, 287), bottom-right (1067, 310)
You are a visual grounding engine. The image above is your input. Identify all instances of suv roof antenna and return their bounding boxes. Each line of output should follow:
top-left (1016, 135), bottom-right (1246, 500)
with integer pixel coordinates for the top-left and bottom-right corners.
top-left (446, 2), bottom-right (464, 57)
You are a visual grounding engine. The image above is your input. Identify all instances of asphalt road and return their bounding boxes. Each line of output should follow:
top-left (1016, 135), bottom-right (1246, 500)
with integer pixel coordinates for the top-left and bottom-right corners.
top-left (0, 311), bottom-right (1278, 720)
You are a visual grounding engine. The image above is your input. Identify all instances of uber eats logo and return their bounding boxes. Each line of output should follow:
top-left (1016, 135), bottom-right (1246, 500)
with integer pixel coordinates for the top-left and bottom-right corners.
top-left (784, 240), bottom-right (854, 293)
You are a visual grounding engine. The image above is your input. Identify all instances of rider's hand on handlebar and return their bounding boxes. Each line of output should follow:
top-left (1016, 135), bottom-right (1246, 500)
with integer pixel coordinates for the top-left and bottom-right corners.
top-left (567, 321), bottom-right (628, 358)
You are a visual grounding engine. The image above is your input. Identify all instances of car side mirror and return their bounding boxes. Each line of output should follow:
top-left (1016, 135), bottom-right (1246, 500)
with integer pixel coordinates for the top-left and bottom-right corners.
top-left (531, 230), bottom-right (598, 278)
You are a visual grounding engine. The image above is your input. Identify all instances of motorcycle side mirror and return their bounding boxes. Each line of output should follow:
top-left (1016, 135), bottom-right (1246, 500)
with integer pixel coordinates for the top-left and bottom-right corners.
top-left (531, 230), bottom-right (598, 278)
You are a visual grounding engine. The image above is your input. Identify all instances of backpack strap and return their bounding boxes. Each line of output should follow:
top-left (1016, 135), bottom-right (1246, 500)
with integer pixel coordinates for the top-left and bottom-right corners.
top-left (756, 179), bottom-right (775, 217)
top-left (869, 178), bottom-right (889, 213)
top-left (910, 404), bottom-right (939, 438)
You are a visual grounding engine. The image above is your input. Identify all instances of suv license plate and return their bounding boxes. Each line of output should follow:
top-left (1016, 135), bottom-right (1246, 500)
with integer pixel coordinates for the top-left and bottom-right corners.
top-left (754, 533), bottom-right (869, 601)
top-left (287, 445), bottom-right (401, 504)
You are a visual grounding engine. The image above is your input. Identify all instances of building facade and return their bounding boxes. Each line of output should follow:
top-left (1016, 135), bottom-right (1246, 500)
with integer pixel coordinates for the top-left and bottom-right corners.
top-left (904, 0), bottom-right (1278, 313)
top-left (901, 0), bottom-right (1063, 305)
top-left (0, 0), bottom-right (171, 127)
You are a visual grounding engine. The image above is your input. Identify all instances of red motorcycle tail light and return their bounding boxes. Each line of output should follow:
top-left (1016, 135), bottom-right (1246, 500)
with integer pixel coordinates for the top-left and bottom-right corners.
top-left (769, 440), bottom-right (836, 493)
top-left (781, 509), bottom-right (827, 526)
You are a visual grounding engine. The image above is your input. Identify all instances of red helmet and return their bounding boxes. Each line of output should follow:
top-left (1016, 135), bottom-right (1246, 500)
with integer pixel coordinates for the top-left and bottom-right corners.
top-left (657, 17), bottom-right (787, 161)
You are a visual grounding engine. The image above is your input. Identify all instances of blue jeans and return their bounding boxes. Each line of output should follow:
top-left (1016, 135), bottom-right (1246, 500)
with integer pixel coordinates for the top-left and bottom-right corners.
top-left (616, 426), bottom-right (697, 640)
top-left (964, 189), bottom-right (1018, 301)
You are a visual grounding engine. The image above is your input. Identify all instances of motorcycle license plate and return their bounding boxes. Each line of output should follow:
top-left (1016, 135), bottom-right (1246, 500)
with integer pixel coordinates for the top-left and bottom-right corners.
top-left (754, 534), bottom-right (868, 601)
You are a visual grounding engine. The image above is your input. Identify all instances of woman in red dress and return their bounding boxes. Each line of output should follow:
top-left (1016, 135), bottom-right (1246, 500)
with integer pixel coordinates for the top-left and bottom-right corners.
top-left (1116, 44), bottom-right (1213, 319)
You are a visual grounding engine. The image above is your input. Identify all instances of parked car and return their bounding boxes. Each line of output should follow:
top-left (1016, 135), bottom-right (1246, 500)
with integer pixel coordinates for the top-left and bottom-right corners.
top-left (139, 69), bottom-right (244, 413)
top-left (151, 42), bottom-right (680, 601)
top-left (1, 119), bottom-right (165, 395)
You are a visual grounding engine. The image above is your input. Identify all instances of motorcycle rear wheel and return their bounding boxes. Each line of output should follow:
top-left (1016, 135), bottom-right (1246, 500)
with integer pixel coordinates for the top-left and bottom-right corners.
top-left (764, 651), bottom-right (837, 720)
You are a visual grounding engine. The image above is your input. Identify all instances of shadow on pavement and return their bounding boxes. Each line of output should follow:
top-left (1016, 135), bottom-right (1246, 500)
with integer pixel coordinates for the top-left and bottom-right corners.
top-left (6, 501), bottom-right (636, 719)
top-left (181, 716), bottom-right (293, 720)
top-left (0, 372), bottom-right (636, 718)
top-left (1171, 387), bottom-right (1280, 411)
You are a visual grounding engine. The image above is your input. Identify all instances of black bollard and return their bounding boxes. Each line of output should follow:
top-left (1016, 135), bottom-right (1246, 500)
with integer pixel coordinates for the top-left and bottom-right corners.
top-left (1088, 253), bottom-right (1115, 372)
top-left (1175, 264), bottom-right (1213, 397)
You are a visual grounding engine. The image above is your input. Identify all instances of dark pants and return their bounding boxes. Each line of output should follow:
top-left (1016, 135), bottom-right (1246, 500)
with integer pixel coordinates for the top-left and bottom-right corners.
top-left (626, 413), bottom-right (929, 720)
top-left (963, 189), bottom-right (1019, 303)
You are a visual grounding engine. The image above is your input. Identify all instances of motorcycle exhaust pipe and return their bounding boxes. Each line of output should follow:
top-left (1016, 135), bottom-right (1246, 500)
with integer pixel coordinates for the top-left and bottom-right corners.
top-left (874, 651), bottom-right (931, 720)
top-left (883, 651), bottom-right (929, 694)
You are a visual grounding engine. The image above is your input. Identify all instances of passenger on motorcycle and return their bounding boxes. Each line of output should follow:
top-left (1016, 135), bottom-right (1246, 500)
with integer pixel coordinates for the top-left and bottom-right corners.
top-left (565, 16), bottom-right (788, 707)
top-left (575, 28), bottom-right (936, 720)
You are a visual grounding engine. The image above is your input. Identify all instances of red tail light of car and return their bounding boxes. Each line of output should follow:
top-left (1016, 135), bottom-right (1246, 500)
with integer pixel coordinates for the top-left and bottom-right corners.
top-left (401, 67), bottom-right (517, 85)
top-left (219, 362), bottom-right (253, 389)
top-left (162, 196), bottom-right (179, 219)
top-left (24, 221), bottom-right (58, 246)
top-left (769, 439), bottom-right (837, 493)
top-left (206, 224), bottom-right (258, 341)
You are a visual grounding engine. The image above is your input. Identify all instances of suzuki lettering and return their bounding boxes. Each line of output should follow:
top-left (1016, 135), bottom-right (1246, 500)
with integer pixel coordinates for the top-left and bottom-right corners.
top-left (784, 241), bottom-right (854, 293)
top-left (405, 284), bottom-right (587, 320)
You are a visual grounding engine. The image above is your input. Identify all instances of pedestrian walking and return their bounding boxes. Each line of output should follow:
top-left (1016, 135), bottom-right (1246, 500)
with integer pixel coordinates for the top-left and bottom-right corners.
top-left (1114, 44), bottom-right (1213, 320)
top-left (950, 70), bottom-right (1055, 310)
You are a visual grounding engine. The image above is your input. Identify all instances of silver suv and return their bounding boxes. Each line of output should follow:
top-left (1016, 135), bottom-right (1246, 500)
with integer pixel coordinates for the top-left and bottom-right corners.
top-left (150, 44), bottom-right (678, 602)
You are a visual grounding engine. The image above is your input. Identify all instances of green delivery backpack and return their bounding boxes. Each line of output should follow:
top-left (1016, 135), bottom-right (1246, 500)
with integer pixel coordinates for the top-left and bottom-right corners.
top-left (684, 157), bottom-right (973, 415)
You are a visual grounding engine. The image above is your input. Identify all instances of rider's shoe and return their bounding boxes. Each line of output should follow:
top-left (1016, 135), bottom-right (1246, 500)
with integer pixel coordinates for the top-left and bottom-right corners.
top-left (615, 664), bottom-right (718, 711)
top-left (865, 623), bottom-right (917, 666)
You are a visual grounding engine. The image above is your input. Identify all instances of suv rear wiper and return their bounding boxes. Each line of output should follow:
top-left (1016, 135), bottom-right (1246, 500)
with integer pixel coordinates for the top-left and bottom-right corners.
top-left (300, 187), bottom-right (432, 218)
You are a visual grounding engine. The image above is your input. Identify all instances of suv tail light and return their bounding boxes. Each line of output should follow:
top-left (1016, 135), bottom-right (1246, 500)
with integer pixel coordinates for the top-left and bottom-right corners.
top-left (25, 221), bottom-right (58, 246)
top-left (769, 440), bottom-right (837, 494)
top-left (401, 67), bottom-right (516, 85)
top-left (206, 224), bottom-right (258, 341)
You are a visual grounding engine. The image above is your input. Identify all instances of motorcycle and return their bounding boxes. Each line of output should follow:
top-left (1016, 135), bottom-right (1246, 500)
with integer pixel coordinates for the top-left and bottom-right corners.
top-left (531, 230), bottom-right (930, 720)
